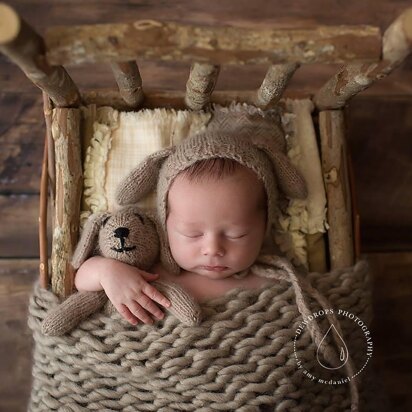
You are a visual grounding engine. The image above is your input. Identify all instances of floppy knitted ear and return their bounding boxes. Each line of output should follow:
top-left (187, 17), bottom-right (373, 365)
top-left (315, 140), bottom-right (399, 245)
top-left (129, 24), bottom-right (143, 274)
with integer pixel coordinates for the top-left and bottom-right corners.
top-left (251, 132), bottom-right (308, 199)
top-left (211, 104), bottom-right (307, 199)
top-left (71, 213), bottom-right (109, 269)
top-left (116, 148), bottom-right (173, 205)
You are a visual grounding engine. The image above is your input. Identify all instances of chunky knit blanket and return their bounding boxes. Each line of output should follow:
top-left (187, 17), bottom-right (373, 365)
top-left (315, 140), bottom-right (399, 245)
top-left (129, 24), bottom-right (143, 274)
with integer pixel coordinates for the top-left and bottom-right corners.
top-left (28, 261), bottom-right (374, 412)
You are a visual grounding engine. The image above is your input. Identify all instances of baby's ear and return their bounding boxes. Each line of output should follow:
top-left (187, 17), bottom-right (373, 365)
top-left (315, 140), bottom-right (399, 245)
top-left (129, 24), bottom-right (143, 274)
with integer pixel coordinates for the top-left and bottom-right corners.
top-left (71, 213), bottom-right (109, 269)
top-left (116, 148), bottom-right (173, 205)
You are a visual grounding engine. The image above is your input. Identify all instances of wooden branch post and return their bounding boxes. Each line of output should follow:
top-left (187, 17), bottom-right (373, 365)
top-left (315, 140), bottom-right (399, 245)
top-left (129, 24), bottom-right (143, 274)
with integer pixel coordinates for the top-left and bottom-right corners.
top-left (111, 61), bottom-right (144, 108)
top-left (39, 135), bottom-right (49, 289)
top-left (319, 110), bottom-right (354, 269)
top-left (255, 63), bottom-right (299, 108)
top-left (51, 108), bottom-right (82, 298)
top-left (0, 3), bottom-right (81, 107)
top-left (314, 7), bottom-right (412, 110)
top-left (185, 63), bottom-right (220, 110)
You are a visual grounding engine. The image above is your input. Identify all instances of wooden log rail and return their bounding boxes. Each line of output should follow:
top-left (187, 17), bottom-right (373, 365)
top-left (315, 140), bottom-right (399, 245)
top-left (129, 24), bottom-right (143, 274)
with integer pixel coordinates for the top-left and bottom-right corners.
top-left (44, 21), bottom-right (382, 66)
top-left (0, 3), bottom-right (80, 107)
top-left (315, 7), bottom-right (412, 110)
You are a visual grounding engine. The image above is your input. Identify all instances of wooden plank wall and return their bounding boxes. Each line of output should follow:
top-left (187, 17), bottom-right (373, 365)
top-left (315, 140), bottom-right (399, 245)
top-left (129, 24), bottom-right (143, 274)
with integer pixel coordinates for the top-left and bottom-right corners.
top-left (0, 1), bottom-right (411, 411)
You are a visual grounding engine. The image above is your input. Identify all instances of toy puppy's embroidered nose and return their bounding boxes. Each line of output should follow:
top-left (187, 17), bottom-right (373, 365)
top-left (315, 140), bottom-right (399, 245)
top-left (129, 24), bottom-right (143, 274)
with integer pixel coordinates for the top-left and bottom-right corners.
top-left (114, 227), bottom-right (129, 239)
top-left (111, 227), bottom-right (136, 253)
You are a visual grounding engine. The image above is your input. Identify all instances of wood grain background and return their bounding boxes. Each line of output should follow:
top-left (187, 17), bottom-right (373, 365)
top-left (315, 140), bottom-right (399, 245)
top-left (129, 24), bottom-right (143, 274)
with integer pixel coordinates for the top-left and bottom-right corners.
top-left (0, 0), bottom-right (411, 410)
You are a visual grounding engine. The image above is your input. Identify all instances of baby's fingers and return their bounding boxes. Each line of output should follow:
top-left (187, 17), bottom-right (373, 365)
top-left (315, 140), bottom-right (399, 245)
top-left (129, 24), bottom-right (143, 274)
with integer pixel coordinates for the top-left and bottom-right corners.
top-left (116, 304), bottom-right (139, 326)
top-left (140, 272), bottom-right (160, 282)
top-left (128, 300), bottom-right (154, 325)
top-left (138, 294), bottom-right (165, 321)
top-left (143, 283), bottom-right (171, 309)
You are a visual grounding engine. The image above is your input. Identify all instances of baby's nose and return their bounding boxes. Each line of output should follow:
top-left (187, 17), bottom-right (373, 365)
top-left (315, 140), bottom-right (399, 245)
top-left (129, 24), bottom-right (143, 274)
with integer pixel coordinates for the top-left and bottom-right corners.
top-left (114, 227), bottom-right (129, 239)
top-left (202, 235), bottom-right (224, 256)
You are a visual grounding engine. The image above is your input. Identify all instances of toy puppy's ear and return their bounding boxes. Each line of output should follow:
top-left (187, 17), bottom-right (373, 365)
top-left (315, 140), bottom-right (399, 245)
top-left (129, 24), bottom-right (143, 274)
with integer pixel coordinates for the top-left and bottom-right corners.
top-left (144, 210), bottom-right (181, 276)
top-left (71, 213), bottom-right (109, 269)
top-left (116, 148), bottom-right (173, 205)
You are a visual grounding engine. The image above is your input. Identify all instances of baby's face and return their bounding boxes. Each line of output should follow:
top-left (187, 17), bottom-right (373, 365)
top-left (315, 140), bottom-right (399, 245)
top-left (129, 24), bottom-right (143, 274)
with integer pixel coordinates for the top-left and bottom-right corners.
top-left (166, 166), bottom-right (266, 279)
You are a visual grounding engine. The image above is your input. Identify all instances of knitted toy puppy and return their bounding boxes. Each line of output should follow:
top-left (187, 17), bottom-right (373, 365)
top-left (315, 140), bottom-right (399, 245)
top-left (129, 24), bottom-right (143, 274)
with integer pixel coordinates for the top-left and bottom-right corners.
top-left (41, 206), bottom-right (202, 336)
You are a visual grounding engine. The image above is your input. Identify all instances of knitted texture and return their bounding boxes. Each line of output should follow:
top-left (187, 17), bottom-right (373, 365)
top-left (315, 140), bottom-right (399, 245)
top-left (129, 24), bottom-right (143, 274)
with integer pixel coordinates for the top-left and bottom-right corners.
top-left (42, 278), bottom-right (202, 336)
top-left (71, 206), bottom-right (160, 271)
top-left (42, 206), bottom-right (202, 335)
top-left (29, 261), bottom-right (374, 411)
top-left (116, 102), bottom-right (308, 275)
top-left (102, 280), bottom-right (202, 327)
top-left (41, 291), bottom-right (107, 336)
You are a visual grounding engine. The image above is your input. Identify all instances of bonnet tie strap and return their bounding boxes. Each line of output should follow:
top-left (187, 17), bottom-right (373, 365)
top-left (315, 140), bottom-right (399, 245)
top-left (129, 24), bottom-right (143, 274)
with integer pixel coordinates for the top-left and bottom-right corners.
top-left (252, 254), bottom-right (359, 412)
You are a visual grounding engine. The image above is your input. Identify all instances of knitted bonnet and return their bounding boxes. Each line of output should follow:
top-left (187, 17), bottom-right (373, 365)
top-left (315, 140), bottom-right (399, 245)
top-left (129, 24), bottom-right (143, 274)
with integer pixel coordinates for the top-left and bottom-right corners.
top-left (116, 103), bottom-right (307, 275)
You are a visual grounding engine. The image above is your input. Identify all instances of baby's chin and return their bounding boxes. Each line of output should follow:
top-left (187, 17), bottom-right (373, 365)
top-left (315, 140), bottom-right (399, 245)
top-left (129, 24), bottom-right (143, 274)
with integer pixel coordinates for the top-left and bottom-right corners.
top-left (190, 266), bottom-right (241, 279)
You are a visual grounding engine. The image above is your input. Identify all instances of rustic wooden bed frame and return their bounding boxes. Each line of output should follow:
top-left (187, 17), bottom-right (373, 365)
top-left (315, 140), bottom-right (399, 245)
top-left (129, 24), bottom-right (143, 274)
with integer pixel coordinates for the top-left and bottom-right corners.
top-left (0, 3), bottom-right (411, 298)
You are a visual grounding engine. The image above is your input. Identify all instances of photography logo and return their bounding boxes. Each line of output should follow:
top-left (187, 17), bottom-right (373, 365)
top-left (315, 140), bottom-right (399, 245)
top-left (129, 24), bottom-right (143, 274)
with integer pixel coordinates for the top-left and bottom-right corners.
top-left (293, 309), bottom-right (373, 385)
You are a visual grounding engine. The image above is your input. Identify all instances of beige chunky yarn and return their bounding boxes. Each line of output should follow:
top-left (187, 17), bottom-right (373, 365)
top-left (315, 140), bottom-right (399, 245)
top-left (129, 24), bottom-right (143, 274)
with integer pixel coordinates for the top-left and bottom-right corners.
top-left (29, 261), bottom-right (373, 411)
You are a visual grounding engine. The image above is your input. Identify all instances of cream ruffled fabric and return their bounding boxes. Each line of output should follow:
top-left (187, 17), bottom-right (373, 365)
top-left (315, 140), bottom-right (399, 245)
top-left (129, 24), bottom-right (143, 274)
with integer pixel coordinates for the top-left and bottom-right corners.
top-left (276, 99), bottom-right (328, 266)
top-left (81, 102), bottom-right (327, 267)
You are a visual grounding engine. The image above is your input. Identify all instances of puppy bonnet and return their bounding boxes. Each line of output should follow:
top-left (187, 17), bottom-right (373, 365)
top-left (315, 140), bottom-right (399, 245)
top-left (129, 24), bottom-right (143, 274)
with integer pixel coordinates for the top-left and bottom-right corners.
top-left (116, 103), bottom-right (307, 275)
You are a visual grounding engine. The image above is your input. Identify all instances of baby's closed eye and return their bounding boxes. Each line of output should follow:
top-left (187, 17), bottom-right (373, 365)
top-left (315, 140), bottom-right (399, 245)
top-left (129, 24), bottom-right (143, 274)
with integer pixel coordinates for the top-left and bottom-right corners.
top-left (180, 231), bottom-right (248, 240)
top-left (183, 233), bottom-right (203, 238)
top-left (226, 233), bottom-right (248, 239)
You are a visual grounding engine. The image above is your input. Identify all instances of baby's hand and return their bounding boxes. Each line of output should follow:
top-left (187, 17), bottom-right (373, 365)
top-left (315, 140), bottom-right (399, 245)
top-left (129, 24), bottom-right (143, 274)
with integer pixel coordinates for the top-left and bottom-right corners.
top-left (100, 264), bottom-right (172, 325)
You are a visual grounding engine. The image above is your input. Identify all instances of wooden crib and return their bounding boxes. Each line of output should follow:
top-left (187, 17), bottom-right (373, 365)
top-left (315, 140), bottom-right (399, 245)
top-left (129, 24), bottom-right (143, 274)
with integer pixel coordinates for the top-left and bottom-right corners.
top-left (0, 2), bottom-right (411, 302)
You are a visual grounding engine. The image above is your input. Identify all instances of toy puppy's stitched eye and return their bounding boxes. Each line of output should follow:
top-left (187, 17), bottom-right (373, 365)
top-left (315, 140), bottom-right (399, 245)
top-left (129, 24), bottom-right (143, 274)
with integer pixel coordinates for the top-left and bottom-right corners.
top-left (134, 213), bottom-right (144, 224)
top-left (102, 216), bottom-right (110, 227)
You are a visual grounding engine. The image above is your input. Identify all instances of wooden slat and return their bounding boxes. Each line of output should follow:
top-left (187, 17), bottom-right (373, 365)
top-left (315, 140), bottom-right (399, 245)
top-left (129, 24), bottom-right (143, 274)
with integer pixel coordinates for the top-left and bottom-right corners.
top-left (367, 252), bottom-right (412, 411)
top-left (346, 95), bottom-right (412, 252)
top-left (0, 259), bottom-right (38, 411)
top-left (0, 4), bottom-right (81, 107)
top-left (45, 21), bottom-right (382, 66)
top-left (0, 194), bottom-right (40, 257)
top-left (0, 92), bottom-right (44, 193)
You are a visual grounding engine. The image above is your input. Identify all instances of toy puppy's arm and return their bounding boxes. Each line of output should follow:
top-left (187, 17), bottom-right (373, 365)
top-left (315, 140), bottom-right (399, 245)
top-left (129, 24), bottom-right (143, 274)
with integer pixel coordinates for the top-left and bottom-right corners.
top-left (42, 280), bottom-right (202, 336)
top-left (41, 290), bottom-right (107, 336)
top-left (104, 280), bottom-right (202, 326)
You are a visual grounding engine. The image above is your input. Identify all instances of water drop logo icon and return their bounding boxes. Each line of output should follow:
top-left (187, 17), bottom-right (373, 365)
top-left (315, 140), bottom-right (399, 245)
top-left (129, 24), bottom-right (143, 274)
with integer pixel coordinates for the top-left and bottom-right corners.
top-left (316, 324), bottom-right (349, 370)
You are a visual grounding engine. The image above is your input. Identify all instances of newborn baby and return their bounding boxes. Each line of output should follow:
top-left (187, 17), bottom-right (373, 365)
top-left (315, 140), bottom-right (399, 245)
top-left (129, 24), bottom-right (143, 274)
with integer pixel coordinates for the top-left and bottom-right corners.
top-left (75, 104), bottom-right (307, 326)
top-left (75, 159), bottom-right (274, 324)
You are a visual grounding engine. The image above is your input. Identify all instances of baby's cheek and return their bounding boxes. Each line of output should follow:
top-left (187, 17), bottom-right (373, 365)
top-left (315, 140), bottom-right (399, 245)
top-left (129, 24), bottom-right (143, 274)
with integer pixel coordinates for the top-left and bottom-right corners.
top-left (168, 235), bottom-right (192, 263)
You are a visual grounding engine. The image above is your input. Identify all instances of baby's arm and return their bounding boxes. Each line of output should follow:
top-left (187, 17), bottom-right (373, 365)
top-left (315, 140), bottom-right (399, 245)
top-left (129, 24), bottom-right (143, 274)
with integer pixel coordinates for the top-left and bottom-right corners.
top-left (74, 256), bottom-right (171, 325)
